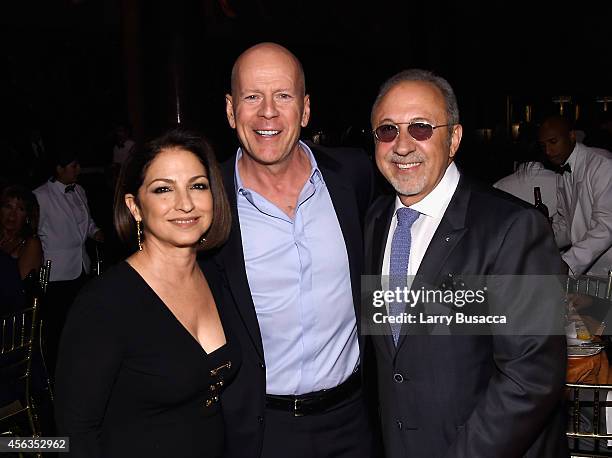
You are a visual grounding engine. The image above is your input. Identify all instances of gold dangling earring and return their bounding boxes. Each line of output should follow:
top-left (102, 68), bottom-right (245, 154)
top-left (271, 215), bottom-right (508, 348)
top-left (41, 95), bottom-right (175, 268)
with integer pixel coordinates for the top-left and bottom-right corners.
top-left (136, 220), bottom-right (143, 251)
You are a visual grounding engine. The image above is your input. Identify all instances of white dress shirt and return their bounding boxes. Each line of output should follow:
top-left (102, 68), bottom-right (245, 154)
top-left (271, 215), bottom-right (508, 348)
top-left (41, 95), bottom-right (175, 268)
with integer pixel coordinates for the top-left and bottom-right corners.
top-left (493, 161), bottom-right (558, 219)
top-left (552, 142), bottom-right (612, 277)
top-left (34, 179), bottom-right (100, 281)
top-left (382, 162), bottom-right (460, 278)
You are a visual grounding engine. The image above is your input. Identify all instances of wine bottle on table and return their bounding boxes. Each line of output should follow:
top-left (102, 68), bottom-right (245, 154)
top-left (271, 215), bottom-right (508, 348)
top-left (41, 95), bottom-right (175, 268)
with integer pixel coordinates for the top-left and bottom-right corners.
top-left (533, 187), bottom-right (551, 222)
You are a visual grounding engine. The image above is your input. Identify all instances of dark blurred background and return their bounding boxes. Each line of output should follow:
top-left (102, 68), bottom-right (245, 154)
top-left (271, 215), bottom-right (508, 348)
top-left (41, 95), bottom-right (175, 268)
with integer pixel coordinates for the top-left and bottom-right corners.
top-left (1, 0), bottom-right (611, 183)
top-left (1, 1), bottom-right (610, 442)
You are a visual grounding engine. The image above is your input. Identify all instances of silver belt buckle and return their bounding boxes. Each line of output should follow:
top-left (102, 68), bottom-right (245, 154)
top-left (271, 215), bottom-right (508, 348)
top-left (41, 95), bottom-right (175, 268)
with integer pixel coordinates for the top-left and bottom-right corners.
top-left (293, 397), bottom-right (303, 417)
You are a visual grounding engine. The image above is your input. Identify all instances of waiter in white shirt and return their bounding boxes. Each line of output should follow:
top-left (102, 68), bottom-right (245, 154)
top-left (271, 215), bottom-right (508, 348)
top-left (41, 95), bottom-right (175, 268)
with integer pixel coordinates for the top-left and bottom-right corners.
top-left (34, 150), bottom-right (104, 376)
top-left (538, 114), bottom-right (612, 277)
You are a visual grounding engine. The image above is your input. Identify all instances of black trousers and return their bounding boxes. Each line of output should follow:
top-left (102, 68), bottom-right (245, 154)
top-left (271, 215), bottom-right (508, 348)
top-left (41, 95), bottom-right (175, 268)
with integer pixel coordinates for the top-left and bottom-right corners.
top-left (41, 272), bottom-right (88, 379)
top-left (261, 389), bottom-right (375, 458)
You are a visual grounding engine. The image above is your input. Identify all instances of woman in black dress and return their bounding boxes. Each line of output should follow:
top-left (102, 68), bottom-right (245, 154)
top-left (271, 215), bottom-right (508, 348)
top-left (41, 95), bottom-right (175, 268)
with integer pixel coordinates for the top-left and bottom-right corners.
top-left (55, 129), bottom-right (239, 458)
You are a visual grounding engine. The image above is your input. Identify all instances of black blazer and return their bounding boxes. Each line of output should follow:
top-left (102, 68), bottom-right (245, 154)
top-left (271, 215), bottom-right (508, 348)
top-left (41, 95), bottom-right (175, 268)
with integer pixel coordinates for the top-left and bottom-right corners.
top-left (207, 143), bottom-right (374, 458)
top-left (364, 174), bottom-right (569, 458)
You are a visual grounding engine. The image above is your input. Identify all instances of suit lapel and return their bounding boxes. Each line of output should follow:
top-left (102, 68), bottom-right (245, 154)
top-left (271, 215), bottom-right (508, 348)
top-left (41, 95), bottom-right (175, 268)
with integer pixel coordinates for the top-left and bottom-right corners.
top-left (216, 160), bottom-right (265, 358)
top-left (371, 202), bottom-right (394, 275)
top-left (314, 148), bottom-right (364, 336)
top-left (395, 177), bottom-right (470, 352)
top-left (367, 197), bottom-right (397, 357)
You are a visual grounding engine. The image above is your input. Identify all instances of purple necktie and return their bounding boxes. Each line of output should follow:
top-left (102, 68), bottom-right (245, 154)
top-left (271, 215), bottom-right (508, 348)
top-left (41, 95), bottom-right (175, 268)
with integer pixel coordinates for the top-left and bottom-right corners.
top-left (389, 207), bottom-right (420, 345)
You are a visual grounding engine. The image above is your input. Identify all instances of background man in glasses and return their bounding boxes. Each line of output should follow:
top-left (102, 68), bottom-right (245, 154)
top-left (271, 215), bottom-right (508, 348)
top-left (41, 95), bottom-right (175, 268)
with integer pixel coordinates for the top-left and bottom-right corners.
top-left (364, 69), bottom-right (568, 457)
top-left (208, 42), bottom-right (375, 458)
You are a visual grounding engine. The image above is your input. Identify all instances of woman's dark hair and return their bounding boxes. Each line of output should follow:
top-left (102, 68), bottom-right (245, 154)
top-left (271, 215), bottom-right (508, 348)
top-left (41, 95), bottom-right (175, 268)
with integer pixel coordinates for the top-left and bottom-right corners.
top-left (113, 128), bottom-right (231, 252)
top-left (0, 185), bottom-right (39, 238)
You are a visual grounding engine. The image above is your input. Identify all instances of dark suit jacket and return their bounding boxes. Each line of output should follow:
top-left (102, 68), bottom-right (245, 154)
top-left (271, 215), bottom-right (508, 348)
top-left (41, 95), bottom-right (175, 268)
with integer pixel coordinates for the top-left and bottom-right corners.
top-left (364, 173), bottom-right (569, 458)
top-left (207, 142), bottom-right (374, 458)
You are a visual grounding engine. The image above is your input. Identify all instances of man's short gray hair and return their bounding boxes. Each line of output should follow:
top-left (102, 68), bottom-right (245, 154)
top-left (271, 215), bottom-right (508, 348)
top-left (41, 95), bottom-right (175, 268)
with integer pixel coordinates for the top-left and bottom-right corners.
top-left (371, 69), bottom-right (460, 134)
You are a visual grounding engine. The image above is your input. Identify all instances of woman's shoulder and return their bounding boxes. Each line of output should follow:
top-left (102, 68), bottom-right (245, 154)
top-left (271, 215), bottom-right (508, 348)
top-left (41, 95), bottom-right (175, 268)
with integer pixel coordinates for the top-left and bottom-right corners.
top-left (199, 256), bottom-right (223, 284)
top-left (86, 259), bottom-right (133, 283)
top-left (71, 261), bottom-right (144, 316)
top-left (61, 262), bottom-right (144, 349)
top-left (20, 236), bottom-right (42, 255)
top-left (22, 235), bottom-right (41, 247)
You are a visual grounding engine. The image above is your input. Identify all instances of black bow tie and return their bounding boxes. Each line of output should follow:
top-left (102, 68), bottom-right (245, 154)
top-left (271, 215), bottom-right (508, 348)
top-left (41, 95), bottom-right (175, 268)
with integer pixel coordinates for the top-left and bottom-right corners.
top-left (65, 184), bottom-right (76, 193)
top-left (557, 163), bottom-right (572, 175)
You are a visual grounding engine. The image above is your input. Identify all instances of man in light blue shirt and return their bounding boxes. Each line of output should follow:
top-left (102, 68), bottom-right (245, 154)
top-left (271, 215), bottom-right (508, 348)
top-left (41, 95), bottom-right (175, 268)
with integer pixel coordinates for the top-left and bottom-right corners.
top-left (210, 42), bottom-right (375, 458)
top-left (235, 144), bottom-right (359, 395)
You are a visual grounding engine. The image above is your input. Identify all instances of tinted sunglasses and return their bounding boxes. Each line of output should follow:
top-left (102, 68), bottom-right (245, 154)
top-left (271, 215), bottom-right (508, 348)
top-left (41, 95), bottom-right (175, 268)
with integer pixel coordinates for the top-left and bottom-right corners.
top-left (373, 121), bottom-right (453, 142)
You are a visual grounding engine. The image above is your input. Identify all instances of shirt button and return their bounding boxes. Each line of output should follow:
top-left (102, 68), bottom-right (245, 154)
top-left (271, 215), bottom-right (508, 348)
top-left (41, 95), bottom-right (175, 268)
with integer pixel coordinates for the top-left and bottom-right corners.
top-left (397, 420), bottom-right (402, 430)
top-left (259, 362), bottom-right (265, 370)
top-left (393, 373), bottom-right (404, 383)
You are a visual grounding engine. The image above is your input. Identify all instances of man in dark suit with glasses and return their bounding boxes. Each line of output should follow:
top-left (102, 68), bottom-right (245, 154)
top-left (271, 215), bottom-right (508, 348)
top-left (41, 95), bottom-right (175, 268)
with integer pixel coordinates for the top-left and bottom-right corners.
top-left (364, 68), bottom-right (568, 457)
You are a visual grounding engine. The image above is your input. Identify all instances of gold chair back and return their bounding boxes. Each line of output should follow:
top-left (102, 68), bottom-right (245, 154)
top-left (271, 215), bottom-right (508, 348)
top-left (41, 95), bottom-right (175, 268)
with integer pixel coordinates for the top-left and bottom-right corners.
top-left (0, 297), bottom-right (41, 439)
top-left (34, 260), bottom-right (54, 401)
top-left (38, 260), bottom-right (51, 295)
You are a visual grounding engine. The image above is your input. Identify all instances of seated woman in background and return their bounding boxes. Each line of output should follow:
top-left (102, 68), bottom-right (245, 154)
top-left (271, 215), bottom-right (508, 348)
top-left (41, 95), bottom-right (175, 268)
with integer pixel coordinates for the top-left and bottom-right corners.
top-left (0, 185), bottom-right (43, 310)
top-left (0, 184), bottom-right (43, 280)
top-left (55, 129), bottom-right (239, 458)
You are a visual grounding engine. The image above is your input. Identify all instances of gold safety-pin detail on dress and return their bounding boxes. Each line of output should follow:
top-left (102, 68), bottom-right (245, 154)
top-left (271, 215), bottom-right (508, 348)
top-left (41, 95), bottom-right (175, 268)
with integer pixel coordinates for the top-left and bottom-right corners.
top-left (210, 361), bottom-right (232, 377)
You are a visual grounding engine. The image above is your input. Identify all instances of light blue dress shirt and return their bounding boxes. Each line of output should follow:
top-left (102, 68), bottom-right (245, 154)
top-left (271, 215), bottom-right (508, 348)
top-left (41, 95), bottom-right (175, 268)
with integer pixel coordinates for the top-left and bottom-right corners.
top-left (235, 142), bottom-right (359, 395)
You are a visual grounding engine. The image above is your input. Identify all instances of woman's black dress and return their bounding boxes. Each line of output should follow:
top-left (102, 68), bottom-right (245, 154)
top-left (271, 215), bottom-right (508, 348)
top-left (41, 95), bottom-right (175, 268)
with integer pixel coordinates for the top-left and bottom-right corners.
top-left (55, 261), bottom-right (240, 458)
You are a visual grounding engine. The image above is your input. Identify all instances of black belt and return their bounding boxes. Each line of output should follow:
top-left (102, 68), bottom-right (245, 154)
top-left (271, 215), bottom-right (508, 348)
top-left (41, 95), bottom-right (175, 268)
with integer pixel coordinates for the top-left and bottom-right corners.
top-left (265, 371), bottom-right (360, 417)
